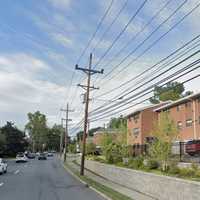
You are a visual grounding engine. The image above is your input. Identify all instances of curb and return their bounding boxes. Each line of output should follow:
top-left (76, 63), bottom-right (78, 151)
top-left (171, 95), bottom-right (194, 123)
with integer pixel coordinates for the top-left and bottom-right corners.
top-left (62, 163), bottom-right (112, 200)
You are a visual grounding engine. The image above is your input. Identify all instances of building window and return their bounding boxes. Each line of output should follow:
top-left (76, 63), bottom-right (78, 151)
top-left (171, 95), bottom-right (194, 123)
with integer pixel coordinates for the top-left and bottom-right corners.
top-left (177, 121), bottom-right (182, 130)
top-left (133, 128), bottom-right (140, 136)
top-left (177, 105), bottom-right (181, 112)
top-left (186, 119), bottom-right (193, 127)
top-left (185, 102), bottom-right (191, 108)
top-left (133, 114), bottom-right (139, 120)
top-left (133, 114), bottom-right (139, 123)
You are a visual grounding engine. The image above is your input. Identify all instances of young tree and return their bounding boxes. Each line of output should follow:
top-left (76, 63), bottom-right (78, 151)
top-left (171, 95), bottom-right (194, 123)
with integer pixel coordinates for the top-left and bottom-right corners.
top-left (149, 113), bottom-right (178, 171)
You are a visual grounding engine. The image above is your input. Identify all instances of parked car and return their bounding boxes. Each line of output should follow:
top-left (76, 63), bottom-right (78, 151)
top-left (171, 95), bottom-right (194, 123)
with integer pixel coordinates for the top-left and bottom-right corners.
top-left (27, 153), bottom-right (36, 159)
top-left (185, 140), bottom-right (200, 156)
top-left (36, 152), bottom-right (40, 156)
top-left (38, 153), bottom-right (47, 160)
top-left (0, 158), bottom-right (7, 174)
top-left (47, 152), bottom-right (53, 157)
top-left (16, 153), bottom-right (28, 163)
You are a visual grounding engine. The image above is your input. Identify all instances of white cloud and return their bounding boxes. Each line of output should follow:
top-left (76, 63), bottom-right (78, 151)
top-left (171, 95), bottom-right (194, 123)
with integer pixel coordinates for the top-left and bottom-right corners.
top-left (48, 0), bottom-right (71, 9)
top-left (51, 33), bottom-right (73, 47)
top-left (0, 53), bottom-right (68, 128)
top-left (0, 54), bottom-right (49, 77)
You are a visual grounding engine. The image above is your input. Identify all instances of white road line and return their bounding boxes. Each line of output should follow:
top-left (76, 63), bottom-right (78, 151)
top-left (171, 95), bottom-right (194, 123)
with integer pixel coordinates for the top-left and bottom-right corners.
top-left (0, 182), bottom-right (4, 187)
top-left (14, 169), bottom-right (20, 174)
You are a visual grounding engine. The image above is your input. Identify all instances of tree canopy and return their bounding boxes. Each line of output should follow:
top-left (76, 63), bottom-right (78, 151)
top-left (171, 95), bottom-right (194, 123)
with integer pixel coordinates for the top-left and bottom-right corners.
top-left (108, 116), bottom-right (127, 129)
top-left (25, 111), bottom-right (62, 152)
top-left (150, 82), bottom-right (192, 104)
top-left (0, 122), bottom-right (28, 156)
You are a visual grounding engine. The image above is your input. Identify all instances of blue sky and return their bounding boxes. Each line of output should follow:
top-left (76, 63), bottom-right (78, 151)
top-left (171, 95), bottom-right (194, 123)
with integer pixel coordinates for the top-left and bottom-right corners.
top-left (0, 0), bottom-right (200, 134)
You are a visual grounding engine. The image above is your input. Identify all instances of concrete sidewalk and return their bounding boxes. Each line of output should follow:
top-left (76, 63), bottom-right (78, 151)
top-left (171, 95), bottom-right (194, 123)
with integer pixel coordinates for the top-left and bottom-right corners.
top-left (66, 157), bottom-right (155, 200)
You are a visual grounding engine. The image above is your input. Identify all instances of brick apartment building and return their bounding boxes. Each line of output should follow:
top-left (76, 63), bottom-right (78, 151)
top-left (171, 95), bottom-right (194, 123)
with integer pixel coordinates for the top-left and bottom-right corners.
top-left (154, 92), bottom-right (200, 142)
top-left (127, 92), bottom-right (200, 145)
top-left (126, 102), bottom-right (170, 145)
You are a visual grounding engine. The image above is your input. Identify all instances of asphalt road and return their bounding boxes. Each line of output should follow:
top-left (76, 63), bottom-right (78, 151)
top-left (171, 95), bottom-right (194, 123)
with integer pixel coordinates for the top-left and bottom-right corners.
top-left (0, 155), bottom-right (105, 200)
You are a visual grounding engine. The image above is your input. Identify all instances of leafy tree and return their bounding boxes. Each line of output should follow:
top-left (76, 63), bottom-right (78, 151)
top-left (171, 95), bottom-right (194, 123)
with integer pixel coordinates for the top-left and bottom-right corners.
top-left (1, 122), bottom-right (28, 156)
top-left (0, 131), bottom-right (6, 154)
top-left (86, 142), bottom-right (96, 155)
top-left (150, 82), bottom-right (185, 104)
top-left (149, 113), bottom-right (178, 171)
top-left (68, 143), bottom-right (76, 153)
top-left (45, 124), bottom-right (62, 151)
top-left (25, 111), bottom-right (48, 152)
top-left (108, 116), bottom-right (127, 129)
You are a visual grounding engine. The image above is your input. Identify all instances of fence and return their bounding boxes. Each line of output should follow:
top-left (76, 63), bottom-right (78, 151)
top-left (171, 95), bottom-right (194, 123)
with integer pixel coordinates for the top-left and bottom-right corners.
top-left (130, 142), bottom-right (200, 163)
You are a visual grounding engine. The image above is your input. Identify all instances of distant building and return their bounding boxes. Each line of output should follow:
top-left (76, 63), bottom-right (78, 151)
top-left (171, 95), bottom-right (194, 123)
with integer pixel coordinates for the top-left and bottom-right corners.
top-left (92, 129), bottom-right (123, 146)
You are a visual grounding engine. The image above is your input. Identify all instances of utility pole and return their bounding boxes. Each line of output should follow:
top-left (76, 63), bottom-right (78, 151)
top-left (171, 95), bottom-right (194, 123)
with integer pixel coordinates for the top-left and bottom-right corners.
top-left (60, 118), bottom-right (66, 158)
top-left (76, 53), bottom-right (103, 175)
top-left (61, 103), bottom-right (74, 162)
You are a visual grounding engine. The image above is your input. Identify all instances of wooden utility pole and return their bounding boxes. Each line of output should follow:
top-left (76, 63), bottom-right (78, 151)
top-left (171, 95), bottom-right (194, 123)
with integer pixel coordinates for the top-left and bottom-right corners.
top-left (60, 118), bottom-right (66, 158)
top-left (61, 103), bottom-right (73, 162)
top-left (76, 53), bottom-right (103, 175)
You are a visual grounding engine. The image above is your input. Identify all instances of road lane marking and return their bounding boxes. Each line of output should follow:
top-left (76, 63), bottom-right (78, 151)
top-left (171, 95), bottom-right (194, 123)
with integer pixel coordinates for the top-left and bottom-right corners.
top-left (0, 182), bottom-right (4, 187)
top-left (14, 169), bottom-right (20, 174)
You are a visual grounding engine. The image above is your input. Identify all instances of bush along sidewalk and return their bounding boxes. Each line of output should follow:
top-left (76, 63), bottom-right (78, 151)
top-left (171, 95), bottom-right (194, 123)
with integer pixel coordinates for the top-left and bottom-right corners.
top-left (64, 161), bottom-right (133, 200)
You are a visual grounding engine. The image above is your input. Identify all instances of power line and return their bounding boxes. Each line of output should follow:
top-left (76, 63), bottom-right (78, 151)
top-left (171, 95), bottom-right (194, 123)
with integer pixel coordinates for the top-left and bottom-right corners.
top-left (94, 0), bottom-right (148, 68)
top-left (76, 0), bottom-right (114, 64)
top-left (90, 74), bottom-right (200, 122)
top-left (92, 1), bottom-right (200, 100)
top-left (90, 34), bottom-right (200, 114)
top-left (93, 0), bottom-right (172, 84)
top-left (66, 0), bottom-right (114, 107)
top-left (91, 58), bottom-right (200, 117)
top-left (92, 0), bottom-right (129, 52)
top-left (94, 0), bottom-right (190, 88)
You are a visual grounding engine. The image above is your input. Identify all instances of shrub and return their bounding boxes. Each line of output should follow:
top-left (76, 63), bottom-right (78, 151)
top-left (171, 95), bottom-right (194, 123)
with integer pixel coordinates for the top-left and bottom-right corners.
top-left (86, 143), bottom-right (96, 155)
top-left (168, 165), bottom-right (180, 175)
top-left (104, 143), bottom-right (123, 164)
top-left (195, 170), bottom-right (200, 178)
top-left (128, 156), bottom-right (144, 169)
top-left (191, 163), bottom-right (199, 171)
top-left (179, 168), bottom-right (196, 177)
top-left (145, 159), bottom-right (159, 170)
top-left (68, 144), bottom-right (77, 153)
top-left (93, 157), bottom-right (105, 163)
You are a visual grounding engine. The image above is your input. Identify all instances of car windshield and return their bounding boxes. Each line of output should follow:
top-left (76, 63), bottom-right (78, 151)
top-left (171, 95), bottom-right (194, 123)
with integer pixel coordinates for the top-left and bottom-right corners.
top-left (17, 153), bottom-right (24, 157)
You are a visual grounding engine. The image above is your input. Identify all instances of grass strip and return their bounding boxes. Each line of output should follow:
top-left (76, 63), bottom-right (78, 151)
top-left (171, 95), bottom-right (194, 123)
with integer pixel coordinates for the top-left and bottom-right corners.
top-left (65, 162), bottom-right (132, 200)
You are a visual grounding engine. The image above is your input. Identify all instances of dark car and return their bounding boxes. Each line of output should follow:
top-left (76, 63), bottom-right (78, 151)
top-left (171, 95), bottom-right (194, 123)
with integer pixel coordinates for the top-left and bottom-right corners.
top-left (185, 140), bottom-right (200, 156)
top-left (38, 153), bottom-right (47, 160)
